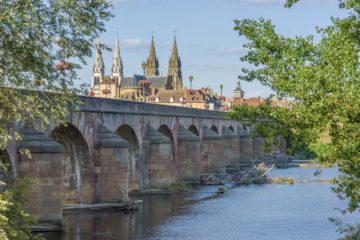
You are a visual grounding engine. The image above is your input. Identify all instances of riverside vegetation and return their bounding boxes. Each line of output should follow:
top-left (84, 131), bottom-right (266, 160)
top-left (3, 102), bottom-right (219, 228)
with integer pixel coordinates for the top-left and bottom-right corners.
top-left (230, 0), bottom-right (360, 238)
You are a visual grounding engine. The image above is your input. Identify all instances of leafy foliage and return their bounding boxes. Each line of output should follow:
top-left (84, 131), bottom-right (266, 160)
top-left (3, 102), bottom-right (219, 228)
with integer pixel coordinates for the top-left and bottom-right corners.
top-left (0, 0), bottom-right (112, 238)
top-left (330, 217), bottom-right (360, 240)
top-left (0, 0), bottom-right (112, 148)
top-left (231, 0), bottom-right (360, 212)
top-left (0, 178), bottom-right (44, 240)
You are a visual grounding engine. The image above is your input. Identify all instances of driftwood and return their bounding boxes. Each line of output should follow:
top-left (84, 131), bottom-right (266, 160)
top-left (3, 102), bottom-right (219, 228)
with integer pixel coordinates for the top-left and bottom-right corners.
top-left (259, 163), bottom-right (275, 177)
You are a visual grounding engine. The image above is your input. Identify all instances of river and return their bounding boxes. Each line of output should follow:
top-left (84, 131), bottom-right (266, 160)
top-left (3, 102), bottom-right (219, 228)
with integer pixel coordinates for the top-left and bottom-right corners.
top-left (43, 168), bottom-right (360, 240)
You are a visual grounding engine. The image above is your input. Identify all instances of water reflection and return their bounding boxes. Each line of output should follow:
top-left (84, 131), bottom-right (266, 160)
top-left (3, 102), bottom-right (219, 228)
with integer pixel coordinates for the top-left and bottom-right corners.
top-left (42, 193), bottom-right (195, 240)
top-left (41, 168), bottom-right (360, 240)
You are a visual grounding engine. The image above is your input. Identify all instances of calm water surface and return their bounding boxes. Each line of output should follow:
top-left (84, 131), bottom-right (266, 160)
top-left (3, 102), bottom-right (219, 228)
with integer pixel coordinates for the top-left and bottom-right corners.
top-left (43, 168), bottom-right (360, 240)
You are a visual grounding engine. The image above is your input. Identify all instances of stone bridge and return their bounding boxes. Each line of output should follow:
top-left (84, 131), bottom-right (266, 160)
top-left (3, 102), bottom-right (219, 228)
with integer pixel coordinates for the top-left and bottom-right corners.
top-left (2, 96), bottom-right (284, 228)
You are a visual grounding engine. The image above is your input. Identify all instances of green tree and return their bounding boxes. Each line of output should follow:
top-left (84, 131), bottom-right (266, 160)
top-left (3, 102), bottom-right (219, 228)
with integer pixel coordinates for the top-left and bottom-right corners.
top-left (0, 0), bottom-right (112, 238)
top-left (189, 75), bottom-right (193, 89)
top-left (231, 0), bottom-right (360, 213)
top-left (220, 84), bottom-right (224, 97)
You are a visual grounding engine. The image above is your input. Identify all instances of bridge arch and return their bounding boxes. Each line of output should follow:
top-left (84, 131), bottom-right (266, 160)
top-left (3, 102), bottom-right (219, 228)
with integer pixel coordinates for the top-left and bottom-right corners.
top-left (243, 126), bottom-right (249, 133)
top-left (50, 123), bottom-right (94, 204)
top-left (188, 125), bottom-right (199, 136)
top-left (158, 124), bottom-right (175, 161)
top-left (116, 124), bottom-right (141, 191)
top-left (229, 126), bottom-right (235, 132)
top-left (211, 125), bottom-right (219, 134)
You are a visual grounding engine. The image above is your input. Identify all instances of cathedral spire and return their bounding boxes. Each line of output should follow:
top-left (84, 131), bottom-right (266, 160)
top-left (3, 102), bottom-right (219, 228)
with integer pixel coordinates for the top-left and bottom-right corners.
top-left (168, 35), bottom-right (183, 90)
top-left (92, 39), bottom-right (104, 96)
top-left (145, 35), bottom-right (159, 76)
top-left (112, 33), bottom-right (124, 86)
top-left (170, 35), bottom-right (180, 66)
top-left (93, 39), bottom-right (105, 71)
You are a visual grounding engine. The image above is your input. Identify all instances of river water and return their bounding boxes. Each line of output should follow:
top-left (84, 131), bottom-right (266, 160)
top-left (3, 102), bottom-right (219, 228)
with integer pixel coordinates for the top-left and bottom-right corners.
top-left (43, 168), bottom-right (360, 240)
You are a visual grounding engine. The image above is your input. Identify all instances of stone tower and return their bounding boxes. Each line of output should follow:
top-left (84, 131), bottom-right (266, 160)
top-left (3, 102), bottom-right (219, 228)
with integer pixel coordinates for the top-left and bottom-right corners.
top-left (145, 36), bottom-right (159, 76)
top-left (111, 34), bottom-right (124, 86)
top-left (233, 81), bottom-right (244, 99)
top-left (92, 39), bottom-right (105, 96)
top-left (168, 36), bottom-right (183, 90)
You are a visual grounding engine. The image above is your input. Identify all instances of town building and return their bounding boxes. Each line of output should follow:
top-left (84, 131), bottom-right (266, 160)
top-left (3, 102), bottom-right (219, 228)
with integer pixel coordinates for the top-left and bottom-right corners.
top-left (231, 81), bottom-right (289, 108)
top-left (148, 87), bottom-right (220, 110)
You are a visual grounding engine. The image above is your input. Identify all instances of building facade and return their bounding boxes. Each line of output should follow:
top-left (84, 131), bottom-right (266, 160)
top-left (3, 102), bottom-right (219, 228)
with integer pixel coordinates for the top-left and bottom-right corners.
top-left (91, 35), bottom-right (184, 100)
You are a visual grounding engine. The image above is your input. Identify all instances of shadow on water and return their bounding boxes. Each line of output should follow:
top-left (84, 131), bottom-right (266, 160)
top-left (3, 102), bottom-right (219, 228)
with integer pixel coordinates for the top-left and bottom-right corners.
top-left (41, 192), bottom-right (199, 240)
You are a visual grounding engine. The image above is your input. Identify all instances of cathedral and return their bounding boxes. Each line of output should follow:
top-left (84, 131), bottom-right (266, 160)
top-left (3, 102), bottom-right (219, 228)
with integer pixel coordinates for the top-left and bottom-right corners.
top-left (91, 34), bottom-right (183, 101)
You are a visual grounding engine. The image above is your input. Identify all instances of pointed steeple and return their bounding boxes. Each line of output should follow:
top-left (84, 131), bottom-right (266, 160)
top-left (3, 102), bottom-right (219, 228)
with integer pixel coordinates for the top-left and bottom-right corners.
top-left (92, 39), bottom-right (104, 96)
top-left (170, 36), bottom-right (180, 67)
top-left (145, 35), bottom-right (159, 76)
top-left (112, 33), bottom-right (124, 86)
top-left (168, 35), bottom-right (183, 90)
top-left (93, 39), bottom-right (105, 71)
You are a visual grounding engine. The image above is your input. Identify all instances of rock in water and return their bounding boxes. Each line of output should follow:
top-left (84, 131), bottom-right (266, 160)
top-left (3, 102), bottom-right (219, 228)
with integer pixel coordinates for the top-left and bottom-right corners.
top-left (217, 186), bottom-right (226, 194)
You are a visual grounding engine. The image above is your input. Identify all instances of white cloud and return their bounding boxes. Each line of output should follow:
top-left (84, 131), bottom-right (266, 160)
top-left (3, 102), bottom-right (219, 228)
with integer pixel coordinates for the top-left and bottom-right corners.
top-left (121, 38), bottom-right (148, 49)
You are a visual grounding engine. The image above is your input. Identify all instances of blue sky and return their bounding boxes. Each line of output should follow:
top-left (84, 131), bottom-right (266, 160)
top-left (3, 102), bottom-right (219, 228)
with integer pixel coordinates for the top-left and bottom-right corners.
top-left (78, 0), bottom-right (346, 98)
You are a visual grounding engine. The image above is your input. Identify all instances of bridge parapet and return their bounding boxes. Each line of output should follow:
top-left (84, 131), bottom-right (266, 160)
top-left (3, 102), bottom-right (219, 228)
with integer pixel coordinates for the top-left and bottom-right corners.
top-left (79, 96), bottom-right (227, 119)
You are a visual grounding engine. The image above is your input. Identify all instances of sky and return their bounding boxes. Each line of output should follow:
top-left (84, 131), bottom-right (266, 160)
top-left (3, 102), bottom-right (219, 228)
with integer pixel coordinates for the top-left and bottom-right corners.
top-left (78, 0), bottom-right (346, 98)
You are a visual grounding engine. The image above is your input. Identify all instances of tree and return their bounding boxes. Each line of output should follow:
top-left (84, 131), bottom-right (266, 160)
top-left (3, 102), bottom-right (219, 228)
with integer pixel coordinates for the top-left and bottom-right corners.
top-left (231, 0), bottom-right (360, 213)
top-left (0, 0), bottom-right (112, 238)
top-left (189, 75), bottom-right (193, 89)
top-left (220, 84), bottom-right (224, 97)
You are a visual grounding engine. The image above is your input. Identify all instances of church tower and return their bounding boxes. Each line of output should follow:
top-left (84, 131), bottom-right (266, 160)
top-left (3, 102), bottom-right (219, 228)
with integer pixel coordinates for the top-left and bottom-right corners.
top-left (233, 80), bottom-right (244, 99)
top-left (144, 36), bottom-right (159, 76)
top-left (111, 34), bottom-right (124, 86)
top-left (168, 36), bottom-right (183, 90)
top-left (92, 39), bottom-right (105, 96)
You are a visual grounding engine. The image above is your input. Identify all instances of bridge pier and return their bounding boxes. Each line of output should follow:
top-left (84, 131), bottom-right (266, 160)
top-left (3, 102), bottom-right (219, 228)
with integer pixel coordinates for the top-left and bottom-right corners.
top-left (201, 126), bottom-right (223, 172)
top-left (239, 128), bottom-right (253, 164)
top-left (252, 133), bottom-right (266, 158)
top-left (143, 126), bottom-right (175, 189)
top-left (18, 126), bottom-right (64, 228)
top-left (94, 125), bottom-right (129, 203)
top-left (222, 126), bottom-right (240, 166)
top-left (176, 126), bottom-right (201, 183)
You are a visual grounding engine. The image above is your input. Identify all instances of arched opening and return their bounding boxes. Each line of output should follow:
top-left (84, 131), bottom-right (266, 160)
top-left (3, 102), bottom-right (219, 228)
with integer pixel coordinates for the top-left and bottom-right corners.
top-left (116, 124), bottom-right (141, 191)
top-left (188, 125), bottom-right (199, 136)
top-left (229, 126), bottom-right (235, 132)
top-left (158, 125), bottom-right (175, 161)
top-left (50, 124), bottom-right (93, 205)
top-left (211, 125), bottom-right (219, 134)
